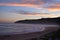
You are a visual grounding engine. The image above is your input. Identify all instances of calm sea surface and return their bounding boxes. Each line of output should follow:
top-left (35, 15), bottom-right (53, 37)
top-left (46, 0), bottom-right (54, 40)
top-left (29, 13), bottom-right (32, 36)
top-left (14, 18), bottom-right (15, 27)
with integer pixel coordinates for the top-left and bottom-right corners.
top-left (0, 23), bottom-right (58, 35)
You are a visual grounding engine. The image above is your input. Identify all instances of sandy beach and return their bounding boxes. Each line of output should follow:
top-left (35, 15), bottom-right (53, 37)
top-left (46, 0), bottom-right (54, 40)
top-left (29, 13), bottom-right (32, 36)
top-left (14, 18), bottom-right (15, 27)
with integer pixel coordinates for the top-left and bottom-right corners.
top-left (0, 27), bottom-right (60, 40)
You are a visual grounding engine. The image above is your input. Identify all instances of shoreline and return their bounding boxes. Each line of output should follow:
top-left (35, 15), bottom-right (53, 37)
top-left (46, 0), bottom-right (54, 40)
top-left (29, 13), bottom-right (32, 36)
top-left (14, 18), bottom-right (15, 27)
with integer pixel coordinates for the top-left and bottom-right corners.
top-left (0, 27), bottom-right (60, 40)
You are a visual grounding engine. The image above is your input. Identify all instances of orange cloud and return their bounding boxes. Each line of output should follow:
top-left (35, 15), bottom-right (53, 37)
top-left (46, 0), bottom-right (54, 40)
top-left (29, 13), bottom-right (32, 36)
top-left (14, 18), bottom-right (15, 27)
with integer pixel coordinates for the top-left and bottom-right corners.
top-left (47, 8), bottom-right (60, 12)
top-left (45, 3), bottom-right (60, 12)
top-left (0, 3), bottom-right (40, 8)
top-left (0, 0), bottom-right (44, 9)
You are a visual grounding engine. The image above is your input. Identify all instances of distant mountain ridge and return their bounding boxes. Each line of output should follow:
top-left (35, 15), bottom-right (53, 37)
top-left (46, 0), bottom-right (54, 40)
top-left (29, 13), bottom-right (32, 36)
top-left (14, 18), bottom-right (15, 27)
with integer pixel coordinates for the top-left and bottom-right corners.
top-left (15, 17), bottom-right (60, 25)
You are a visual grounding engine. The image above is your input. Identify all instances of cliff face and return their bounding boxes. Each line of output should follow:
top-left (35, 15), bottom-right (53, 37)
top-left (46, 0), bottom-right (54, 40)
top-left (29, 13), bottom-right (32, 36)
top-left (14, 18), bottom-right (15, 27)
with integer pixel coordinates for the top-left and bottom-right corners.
top-left (15, 17), bottom-right (60, 24)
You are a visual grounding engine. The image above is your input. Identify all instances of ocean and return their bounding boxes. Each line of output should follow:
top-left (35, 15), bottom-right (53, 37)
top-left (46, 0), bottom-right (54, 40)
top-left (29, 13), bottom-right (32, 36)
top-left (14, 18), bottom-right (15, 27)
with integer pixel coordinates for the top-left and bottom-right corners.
top-left (0, 23), bottom-right (58, 35)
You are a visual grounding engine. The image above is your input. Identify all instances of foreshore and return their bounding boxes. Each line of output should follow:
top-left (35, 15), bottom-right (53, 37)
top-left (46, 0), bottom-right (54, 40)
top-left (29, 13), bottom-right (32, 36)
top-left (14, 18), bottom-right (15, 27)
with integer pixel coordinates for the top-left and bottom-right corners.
top-left (0, 27), bottom-right (60, 40)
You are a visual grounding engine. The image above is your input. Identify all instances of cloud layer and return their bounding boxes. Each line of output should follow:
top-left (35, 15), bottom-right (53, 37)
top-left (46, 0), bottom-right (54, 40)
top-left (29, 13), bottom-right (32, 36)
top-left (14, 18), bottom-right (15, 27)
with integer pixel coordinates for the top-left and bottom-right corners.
top-left (44, 3), bottom-right (60, 12)
top-left (0, 3), bottom-right (39, 8)
top-left (0, 0), bottom-right (60, 12)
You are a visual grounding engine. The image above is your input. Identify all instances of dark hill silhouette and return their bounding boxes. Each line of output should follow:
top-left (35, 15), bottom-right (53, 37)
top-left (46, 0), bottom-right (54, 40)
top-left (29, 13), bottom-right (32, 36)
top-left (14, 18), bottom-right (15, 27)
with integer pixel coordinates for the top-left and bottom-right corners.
top-left (15, 17), bottom-right (60, 25)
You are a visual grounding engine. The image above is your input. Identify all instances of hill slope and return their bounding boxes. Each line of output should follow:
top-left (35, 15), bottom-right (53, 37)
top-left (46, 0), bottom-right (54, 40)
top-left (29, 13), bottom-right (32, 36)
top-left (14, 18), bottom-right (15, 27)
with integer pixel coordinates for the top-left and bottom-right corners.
top-left (15, 17), bottom-right (60, 24)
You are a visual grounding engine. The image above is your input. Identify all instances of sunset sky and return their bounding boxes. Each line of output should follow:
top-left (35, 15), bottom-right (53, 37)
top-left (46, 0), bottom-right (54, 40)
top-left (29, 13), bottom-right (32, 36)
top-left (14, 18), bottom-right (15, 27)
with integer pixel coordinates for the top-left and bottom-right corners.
top-left (0, 0), bottom-right (60, 23)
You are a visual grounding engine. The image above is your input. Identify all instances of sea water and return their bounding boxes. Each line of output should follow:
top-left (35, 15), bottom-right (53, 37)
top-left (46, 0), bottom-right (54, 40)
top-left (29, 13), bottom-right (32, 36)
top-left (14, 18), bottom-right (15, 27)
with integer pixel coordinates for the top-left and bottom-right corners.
top-left (0, 23), bottom-right (58, 35)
